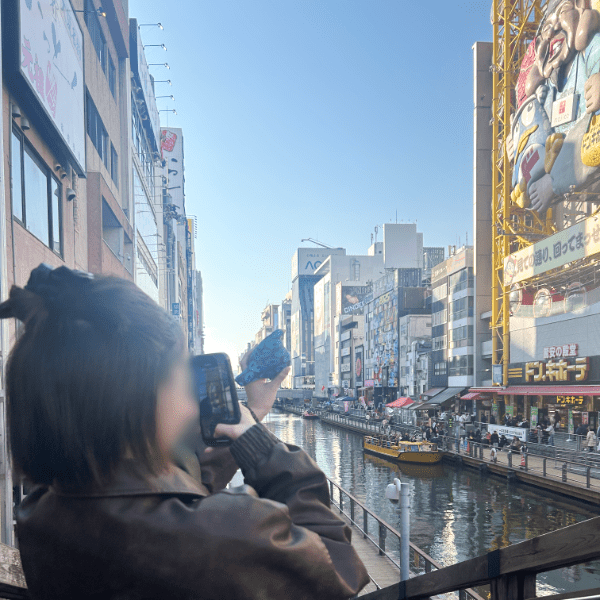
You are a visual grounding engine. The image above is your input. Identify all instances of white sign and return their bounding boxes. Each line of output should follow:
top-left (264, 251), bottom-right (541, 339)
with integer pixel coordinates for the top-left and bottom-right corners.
top-left (487, 424), bottom-right (527, 442)
top-left (291, 248), bottom-right (345, 280)
top-left (341, 347), bottom-right (351, 357)
top-left (551, 93), bottom-right (577, 127)
top-left (20, 0), bottom-right (85, 172)
top-left (341, 331), bottom-right (351, 342)
top-left (341, 380), bottom-right (350, 388)
top-left (161, 128), bottom-right (185, 211)
top-left (543, 344), bottom-right (578, 359)
top-left (341, 363), bottom-right (351, 373)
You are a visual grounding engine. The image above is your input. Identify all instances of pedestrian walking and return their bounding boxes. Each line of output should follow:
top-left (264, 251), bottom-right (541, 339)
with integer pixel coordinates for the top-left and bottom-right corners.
top-left (586, 428), bottom-right (597, 452)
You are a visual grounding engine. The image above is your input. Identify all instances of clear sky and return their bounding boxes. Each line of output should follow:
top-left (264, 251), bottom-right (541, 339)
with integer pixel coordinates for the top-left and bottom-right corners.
top-left (128, 0), bottom-right (494, 366)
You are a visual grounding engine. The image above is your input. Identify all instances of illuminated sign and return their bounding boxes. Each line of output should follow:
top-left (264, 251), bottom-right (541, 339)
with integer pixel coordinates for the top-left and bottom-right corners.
top-left (556, 395), bottom-right (585, 405)
top-left (525, 357), bottom-right (589, 383)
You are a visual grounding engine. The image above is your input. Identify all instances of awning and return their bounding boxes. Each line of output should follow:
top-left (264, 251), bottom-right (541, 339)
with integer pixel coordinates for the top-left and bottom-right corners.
top-left (461, 392), bottom-right (481, 400)
top-left (386, 397), bottom-right (414, 408)
top-left (417, 387), bottom-right (464, 409)
top-left (469, 387), bottom-right (503, 393)
top-left (498, 386), bottom-right (600, 396)
top-left (409, 402), bottom-right (427, 410)
top-left (422, 387), bottom-right (444, 398)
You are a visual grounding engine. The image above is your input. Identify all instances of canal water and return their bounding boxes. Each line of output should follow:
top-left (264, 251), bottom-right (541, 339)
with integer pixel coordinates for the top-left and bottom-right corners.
top-left (264, 411), bottom-right (600, 596)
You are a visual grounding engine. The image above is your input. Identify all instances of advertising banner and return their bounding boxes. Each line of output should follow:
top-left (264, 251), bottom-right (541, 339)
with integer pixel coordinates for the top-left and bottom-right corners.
top-left (161, 128), bottom-right (184, 210)
top-left (341, 286), bottom-right (372, 316)
top-left (487, 424), bottom-right (527, 442)
top-left (343, 401), bottom-right (349, 413)
top-left (291, 248), bottom-right (344, 280)
top-left (530, 407), bottom-right (538, 427)
top-left (504, 212), bottom-right (600, 286)
top-left (314, 278), bottom-right (324, 339)
top-left (355, 346), bottom-right (364, 388)
top-left (19, 0), bottom-right (85, 172)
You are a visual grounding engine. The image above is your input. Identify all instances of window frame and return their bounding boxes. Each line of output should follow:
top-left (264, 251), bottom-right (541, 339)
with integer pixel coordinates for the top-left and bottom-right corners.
top-left (10, 127), bottom-right (63, 257)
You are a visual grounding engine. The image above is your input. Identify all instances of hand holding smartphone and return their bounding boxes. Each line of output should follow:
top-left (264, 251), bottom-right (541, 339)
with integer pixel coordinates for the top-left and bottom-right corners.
top-left (191, 353), bottom-right (241, 446)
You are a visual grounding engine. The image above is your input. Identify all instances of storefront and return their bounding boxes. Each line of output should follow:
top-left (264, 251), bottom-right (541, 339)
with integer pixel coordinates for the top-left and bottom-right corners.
top-left (500, 354), bottom-right (600, 432)
top-left (497, 386), bottom-right (600, 432)
top-left (461, 388), bottom-right (502, 422)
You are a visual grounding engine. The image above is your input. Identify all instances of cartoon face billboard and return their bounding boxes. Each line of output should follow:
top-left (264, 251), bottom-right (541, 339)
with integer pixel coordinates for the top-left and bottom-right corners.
top-left (509, 0), bottom-right (600, 216)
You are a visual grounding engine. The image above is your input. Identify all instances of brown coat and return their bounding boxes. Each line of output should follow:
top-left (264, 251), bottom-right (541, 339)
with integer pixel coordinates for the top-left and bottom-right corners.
top-left (16, 424), bottom-right (369, 599)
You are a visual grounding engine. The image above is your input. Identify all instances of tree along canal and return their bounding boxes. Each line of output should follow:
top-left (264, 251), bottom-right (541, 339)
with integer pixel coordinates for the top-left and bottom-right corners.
top-left (264, 411), bottom-right (600, 596)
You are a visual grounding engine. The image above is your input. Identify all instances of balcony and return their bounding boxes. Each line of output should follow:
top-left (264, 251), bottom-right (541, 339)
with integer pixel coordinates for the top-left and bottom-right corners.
top-left (481, 338), bottom-right (493, 358)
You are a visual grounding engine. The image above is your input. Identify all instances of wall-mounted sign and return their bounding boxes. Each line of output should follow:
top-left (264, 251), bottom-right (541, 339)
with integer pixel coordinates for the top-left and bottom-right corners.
top-left (341, 363), bottom-right (351, 373)
top-left (525, 357), bottom-right (589, 383)
top-left (19, 0), bottom-right (85, 172)
top-left (543, 344), bottom-right (578, 359)
top-left (504, 212), bottom-right (600, 286)
top-left (341, 347), bottom-right (351, 357)
top-left (557, 395), bottom-right (585, 405)
top-left (171, 303), bottom-right (180, 316)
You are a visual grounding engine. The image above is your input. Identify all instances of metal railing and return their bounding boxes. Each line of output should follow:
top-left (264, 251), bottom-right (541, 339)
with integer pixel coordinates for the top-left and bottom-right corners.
top-left (440, 435), bottom-right (600, 490)
top-left (326, 477), bottom-right (485, 600)
top-left (319, 411), bottom-right (421, 439)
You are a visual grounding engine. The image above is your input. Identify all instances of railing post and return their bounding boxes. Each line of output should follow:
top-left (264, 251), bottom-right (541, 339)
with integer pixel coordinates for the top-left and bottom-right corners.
top-left (339, 488), bottom-right (343, 513)
top-left (543, 457), bottom-right (547, 477)
top-left (330, 480), bottom-right (334, 499)
top-left (562, 462), bottom-right (568, 482)
top-left (350, 498), bottom-right (355, 523)
top-left (363, 508), bottom-right (368, 539)
top-left (459, 590), bottom-right (467, 600)
top-left (587, 466), bottom-right (591, 488)
top-left (525, 452), bottom-right (528, 472)
top-left (479, 443), bottom-right (483, 459)
top-left (378, 521), bottom-right (386, 555)
top-left (508, 451), bottom-right (512, 468)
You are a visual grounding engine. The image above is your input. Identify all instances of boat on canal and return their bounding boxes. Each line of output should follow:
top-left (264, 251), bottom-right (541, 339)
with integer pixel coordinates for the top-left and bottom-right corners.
top-left (363, 435), bottom-right (442, 464)
top-left (303, 411), bottom-right (319, 419)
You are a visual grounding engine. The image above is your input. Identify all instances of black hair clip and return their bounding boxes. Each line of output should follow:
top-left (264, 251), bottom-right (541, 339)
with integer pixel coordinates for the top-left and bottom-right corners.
top-left (25, 264), bottom-right (94, 313)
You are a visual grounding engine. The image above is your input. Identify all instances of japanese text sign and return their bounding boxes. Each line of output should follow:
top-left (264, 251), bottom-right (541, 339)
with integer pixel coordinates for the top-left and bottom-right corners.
top-left (504, 213), bottom-right (600, 286)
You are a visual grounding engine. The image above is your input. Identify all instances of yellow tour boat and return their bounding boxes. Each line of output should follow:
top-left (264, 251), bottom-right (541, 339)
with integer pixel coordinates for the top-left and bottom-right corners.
top-left (363, 435), bottom-right (442, 464)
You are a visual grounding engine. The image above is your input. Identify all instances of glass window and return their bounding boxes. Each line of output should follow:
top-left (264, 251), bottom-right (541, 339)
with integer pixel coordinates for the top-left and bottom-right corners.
top-left (87, 93), bottom-right (110, 169)
top-left (111, 143), bottom-right (119, 187)
top-left (85, 0), bottom-right (107, 73)
top-left (11, 131), bottom-right (23, 221)
top-left (23, 148), bottom-right (50, 246)
top-left (108, 56), bottom-right (116, 98)
top-left (51, 178), bottom-right (61, 255)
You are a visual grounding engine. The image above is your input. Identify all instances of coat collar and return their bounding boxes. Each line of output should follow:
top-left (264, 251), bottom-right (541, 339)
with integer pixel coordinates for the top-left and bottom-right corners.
top-left (52, 462), bottom-right (210, 499)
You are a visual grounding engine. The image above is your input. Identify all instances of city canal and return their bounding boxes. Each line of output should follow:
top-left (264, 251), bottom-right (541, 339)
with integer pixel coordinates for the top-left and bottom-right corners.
top-left (264, 411), bottom-right (600, 596)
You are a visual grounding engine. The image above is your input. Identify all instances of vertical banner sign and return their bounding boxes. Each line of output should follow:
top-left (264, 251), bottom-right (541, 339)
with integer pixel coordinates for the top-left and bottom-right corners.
top-left (568, 410), bottom-right (574, 434)
top-left (343, 401), bottom-right (349, 413)
top-left (186, 225), bottom-right (194, 350)
top-left (355, 346), bottom-right (364, 388)
top-left (19, 0), bottom-right (85, 172)
top-left (531, 407), bottom-right (538, 427)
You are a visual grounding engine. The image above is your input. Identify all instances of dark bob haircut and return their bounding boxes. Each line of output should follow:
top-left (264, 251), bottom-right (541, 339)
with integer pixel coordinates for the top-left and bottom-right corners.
top-left (0, 265), bottom-right (185, 488)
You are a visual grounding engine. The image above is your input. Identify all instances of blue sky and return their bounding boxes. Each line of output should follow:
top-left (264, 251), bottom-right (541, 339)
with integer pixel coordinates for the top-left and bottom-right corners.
top-left (129, 0), bottom-right (494, 364)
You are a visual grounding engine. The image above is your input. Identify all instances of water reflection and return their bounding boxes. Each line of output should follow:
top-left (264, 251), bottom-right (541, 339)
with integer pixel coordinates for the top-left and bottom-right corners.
top-left (265, 411), bottom-right (600, 596)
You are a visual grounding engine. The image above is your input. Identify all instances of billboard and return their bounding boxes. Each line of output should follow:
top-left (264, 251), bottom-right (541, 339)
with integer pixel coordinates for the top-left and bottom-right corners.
top-left (504, 211), bottom-right (600, 285)
top-left (161, 128), bottom-right (184, 210)
top-left (19, 0), bottom-right (85, 172)
top-left (510, 1), bottom-right (600, 217)
top-left (314, 278), bottom-right (325, 340)
top-left (341, 285), bottom-right (372, 316)
top-left (355, 346), bottom-right (364, 388)
top-left (130, 21), bottom-right (161, 151)
top-left (291, 248), bottom-right (345, 281)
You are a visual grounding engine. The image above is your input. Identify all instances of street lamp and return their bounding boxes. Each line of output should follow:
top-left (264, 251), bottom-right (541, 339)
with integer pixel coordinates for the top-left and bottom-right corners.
top-left (139, 23), bottom-right (163, 29)
top-left (156, 95), bottom-right (174, 101)
top-left (385, 478), bottom-right (410, 582)
top-left (159, 109), bottom-right (177, 115)
top-left (154, 80), bottom-right (172, 85)
top-left (148, 63), bottom-right (170, 69)
top-left (144, 44), bottom-right (167, 51)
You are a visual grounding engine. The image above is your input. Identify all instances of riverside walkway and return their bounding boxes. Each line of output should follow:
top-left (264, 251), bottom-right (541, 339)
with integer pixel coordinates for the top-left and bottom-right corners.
top-left (282, 406), bottom-right (600, 504)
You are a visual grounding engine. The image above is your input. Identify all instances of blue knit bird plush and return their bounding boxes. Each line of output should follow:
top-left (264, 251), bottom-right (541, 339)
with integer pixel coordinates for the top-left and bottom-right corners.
top-left (235, 329), bottom-right (291, 386)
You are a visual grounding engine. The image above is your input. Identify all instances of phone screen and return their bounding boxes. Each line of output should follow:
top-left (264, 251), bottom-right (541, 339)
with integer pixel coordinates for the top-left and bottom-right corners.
top-left (191, 354), bottom-right (240, 446)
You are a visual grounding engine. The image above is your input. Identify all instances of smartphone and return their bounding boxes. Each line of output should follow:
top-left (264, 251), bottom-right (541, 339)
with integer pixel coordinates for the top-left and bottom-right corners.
top-left (190, 353), bottom-right (241, 446)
